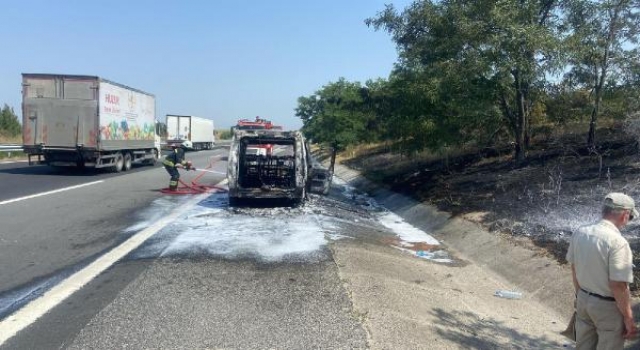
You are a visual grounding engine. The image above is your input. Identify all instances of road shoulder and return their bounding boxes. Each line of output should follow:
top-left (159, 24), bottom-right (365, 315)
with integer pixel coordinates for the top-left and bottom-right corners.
top-left (331, 163), bottom-right (579, 349)
top-left (330, 240), bottom-right (569, 349)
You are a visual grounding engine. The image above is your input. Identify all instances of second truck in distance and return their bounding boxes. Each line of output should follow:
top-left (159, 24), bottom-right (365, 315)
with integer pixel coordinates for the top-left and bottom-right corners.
top-left (166, 114), bottom-right (215, 150)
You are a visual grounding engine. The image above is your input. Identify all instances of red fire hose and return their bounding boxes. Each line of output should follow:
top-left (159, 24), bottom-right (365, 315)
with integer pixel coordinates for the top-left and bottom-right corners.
top-left (160, 157), bottom-right (228, 195)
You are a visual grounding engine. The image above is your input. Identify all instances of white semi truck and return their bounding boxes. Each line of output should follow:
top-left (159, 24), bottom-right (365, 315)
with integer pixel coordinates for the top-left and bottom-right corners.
top-left (166, 115), bottom-right (215, 150)
top-left (22, 73), bottom-right (161, 172)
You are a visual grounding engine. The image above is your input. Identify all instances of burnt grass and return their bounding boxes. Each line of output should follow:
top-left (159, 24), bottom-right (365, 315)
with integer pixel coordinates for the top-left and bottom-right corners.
top-left (340, 127), bottom-right (640, 292)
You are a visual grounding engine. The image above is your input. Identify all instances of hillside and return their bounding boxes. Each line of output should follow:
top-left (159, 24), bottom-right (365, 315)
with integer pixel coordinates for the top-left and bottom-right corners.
top-left (338, 125), bottom-right (640, 291)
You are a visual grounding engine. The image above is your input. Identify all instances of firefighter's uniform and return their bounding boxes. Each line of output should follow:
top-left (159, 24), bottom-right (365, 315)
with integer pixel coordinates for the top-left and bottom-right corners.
top-left (163, 146), bottom-right (191, 190)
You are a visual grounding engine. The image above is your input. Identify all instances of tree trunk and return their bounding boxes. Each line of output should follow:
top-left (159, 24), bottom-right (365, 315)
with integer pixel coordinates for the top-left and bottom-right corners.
top-left (329, 141), bottom-right (338, 173)
top-left (587, 86), bottom-right (601, 149)
top-left (329, 150), bottom-right (337, 174)
top-left (587, 0), bottom-right (622, 149)
top-left (514, 72), bottom-right (527, 163)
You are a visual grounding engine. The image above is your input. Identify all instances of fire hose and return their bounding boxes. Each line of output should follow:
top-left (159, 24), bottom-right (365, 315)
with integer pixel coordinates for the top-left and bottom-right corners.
top-left (160, 158), bottom-right (228, 195)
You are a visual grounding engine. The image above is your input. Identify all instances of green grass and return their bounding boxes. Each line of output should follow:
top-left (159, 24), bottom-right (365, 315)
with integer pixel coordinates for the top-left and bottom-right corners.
top-left (0, 134), bottom-right (21, 144)
top-left (0, 133), bottom-right (25, 160)
top-left (0, 151), bottom-right (25, 160)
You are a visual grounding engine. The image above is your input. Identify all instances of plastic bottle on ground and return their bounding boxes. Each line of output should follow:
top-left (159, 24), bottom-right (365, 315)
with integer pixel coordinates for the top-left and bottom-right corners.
top-left (494, 290), bottom-right (523, 299)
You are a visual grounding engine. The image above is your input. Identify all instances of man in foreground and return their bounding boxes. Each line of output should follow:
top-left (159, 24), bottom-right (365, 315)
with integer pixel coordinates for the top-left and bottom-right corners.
top-left (567, 192), bottom-right (638, 349)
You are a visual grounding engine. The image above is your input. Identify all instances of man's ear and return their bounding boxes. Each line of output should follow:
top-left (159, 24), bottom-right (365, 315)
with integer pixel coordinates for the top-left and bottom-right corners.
top-left (621, 210), bottom-right (630, 222)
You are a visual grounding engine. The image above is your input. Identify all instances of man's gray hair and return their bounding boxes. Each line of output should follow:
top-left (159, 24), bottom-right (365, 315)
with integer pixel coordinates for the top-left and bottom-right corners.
top-left (603, 206), bottom-right (629, 217)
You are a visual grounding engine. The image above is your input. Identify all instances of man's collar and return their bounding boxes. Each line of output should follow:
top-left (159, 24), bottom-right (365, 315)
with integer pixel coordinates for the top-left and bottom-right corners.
top-left (600, 219), bottom-right (622, 233)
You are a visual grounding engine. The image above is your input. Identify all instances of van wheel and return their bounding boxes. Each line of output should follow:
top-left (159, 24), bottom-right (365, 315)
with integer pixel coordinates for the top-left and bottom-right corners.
top-left (123, 153), bottom-right (132, 171)
top-left (112, 152), bottom-right (124, 173)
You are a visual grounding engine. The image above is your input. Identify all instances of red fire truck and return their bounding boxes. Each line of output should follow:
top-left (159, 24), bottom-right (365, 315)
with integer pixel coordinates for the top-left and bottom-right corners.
top-left (232, 117), bottom-right (282, 155)
top-left (234, 116), bottom-right (281, 130)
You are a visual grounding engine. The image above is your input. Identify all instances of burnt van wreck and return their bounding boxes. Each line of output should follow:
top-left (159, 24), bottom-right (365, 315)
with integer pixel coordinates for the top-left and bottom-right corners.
top-left (227, 129), bottom-right (331, 206)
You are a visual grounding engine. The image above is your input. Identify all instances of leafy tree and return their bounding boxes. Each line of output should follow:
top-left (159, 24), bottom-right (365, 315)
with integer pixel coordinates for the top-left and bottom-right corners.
top-left (367, 0), bottom-right (563, 162)
top-left (215, 129), bottom-right (233, 140)
top-left (155, 122), bottom-right (167, 138)
top-left (0, 104), bottom-right (21, 137)
top-left (564, 0), bottom-right (640, 148)
top-left (544, 84), bottom-right (591, 124)
top-left (390, 65), bottom-right (504, 153)
top-left (296, 78), bottom-right (369, 151)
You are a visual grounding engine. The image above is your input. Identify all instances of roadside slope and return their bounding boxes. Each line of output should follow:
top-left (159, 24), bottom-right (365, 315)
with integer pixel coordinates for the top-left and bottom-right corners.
top-left (330, 163), bottom-right (581, 349)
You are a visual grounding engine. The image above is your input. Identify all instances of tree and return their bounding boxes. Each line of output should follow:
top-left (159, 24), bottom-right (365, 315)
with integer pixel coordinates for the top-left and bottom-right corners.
top-left (544, 83), bottom-right (591, 125)
top-left (155, 122), bottom-right (168, 138)
top-left (0, 104), bottom-right (21, 137)
top-left (565, 0), bottom-right (640, 148)
top-left (367, 1), bottom-right (563, 162)
top-left (296, 78), bottom-right (370, 150)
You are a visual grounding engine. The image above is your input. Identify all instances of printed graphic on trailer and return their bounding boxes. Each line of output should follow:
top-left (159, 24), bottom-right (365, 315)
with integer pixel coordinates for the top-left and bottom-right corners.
top-left (99, 82), bottom-right (156, 141)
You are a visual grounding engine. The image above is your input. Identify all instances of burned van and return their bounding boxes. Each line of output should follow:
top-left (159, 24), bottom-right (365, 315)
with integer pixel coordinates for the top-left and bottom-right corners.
top-left (228, 129), bottom-right (321, 205)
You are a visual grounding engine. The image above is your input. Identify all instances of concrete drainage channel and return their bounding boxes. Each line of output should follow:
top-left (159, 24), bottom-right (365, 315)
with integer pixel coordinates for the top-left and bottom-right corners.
top-left (329, 163), bottom-right (577, 317)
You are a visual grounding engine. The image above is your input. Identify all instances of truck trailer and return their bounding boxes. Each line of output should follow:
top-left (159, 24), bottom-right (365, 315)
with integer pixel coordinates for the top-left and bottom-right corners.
top-left (166, 115), bottom-right (215, 150)
top-left (22, 73), bottom-right (160, 172)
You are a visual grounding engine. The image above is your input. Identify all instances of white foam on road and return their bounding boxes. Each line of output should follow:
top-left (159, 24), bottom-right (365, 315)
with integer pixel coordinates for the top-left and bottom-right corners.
top-left (160, 206), bottom-right (328, 262)
top-left (0, 180), bottom-right (104, 206)
top-left (377, 212), bottom-right (440, 245)
top-left (332, 176), bottom-right (441, 246)
top-left (123, 197), bottom-right (192, 233)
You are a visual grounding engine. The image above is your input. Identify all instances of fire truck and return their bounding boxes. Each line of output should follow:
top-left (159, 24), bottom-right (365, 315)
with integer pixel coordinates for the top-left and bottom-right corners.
top-left (234, 116), bottom-right (281, 131)
top-left (232, 117), bottom-right (282, 155)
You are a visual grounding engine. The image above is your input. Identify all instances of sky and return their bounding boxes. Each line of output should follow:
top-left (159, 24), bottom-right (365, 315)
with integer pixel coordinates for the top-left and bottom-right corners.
top-left (0, 0), bottom-right (413, 130)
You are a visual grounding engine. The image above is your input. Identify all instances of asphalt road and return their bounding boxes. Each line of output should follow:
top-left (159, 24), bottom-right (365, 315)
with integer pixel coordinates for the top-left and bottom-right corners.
top-left (0, 149), bottom-right (228, 302)
top-left (0, 147), bottom-right (370, 349)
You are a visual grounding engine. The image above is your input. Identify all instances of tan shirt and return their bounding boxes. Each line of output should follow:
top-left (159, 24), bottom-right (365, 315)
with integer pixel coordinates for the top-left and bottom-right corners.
top-left (567, 219), bottom-right (633, 297)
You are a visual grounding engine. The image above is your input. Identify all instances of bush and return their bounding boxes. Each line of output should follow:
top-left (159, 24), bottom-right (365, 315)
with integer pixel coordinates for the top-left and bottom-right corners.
top-left (0, 104), bottom-right (20, 137)
top-left (216, 130), bottom-right (233, 140)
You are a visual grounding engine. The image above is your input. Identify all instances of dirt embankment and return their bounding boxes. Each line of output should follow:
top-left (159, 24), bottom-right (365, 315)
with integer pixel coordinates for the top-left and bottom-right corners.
top-left (338, 127), bottom-right (640, 291)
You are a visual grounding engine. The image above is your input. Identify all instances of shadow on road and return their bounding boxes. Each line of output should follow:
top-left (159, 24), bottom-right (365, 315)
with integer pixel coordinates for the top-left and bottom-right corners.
top-left (0, 166), bottom-right (92, 176)
top-left (0, 164), bottom-right (158, 177)
top-left (430, 308), bottom-right (565, 349)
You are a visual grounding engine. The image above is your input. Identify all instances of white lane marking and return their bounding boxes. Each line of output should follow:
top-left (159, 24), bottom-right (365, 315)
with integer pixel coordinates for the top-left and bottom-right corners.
top-left (0, 181), bottom-right (105, 206)
top-left (0, 180), bottom-right (227, 345)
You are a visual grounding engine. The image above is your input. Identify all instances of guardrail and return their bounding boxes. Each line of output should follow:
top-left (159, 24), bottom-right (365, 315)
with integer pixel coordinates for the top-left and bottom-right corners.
top-left (0, 144), bottom-right (23, 152)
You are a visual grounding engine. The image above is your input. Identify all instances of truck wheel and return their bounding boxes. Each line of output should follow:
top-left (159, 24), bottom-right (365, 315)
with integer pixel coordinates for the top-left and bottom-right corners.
top-left (143, 149), bottom-right (158, 166)
top-left (151, 149), bottom-right (159, 165)
top-left (123, 153), bottom-right (132, 171)
top-left (112, 152), bottom-right (124, 173)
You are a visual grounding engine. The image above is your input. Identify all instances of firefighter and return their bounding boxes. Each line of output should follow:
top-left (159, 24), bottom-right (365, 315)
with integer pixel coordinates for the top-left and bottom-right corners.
top-left (163, 141), bottom-right (195, 191)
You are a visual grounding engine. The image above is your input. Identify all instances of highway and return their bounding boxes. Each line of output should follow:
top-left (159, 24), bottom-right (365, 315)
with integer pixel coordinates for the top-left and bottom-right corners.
top-left (0, 149), bottom-right (228, 309)
top-left (0, 147), bottom-right (571, 349)
top-left (0, 148), bottom-right (370, 349)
